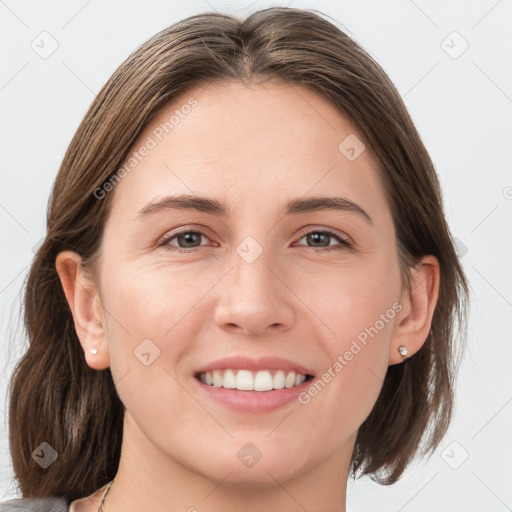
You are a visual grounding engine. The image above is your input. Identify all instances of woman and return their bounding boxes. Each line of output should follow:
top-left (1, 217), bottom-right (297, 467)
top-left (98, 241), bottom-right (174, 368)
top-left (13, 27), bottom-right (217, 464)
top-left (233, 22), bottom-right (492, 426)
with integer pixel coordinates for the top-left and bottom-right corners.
top-left (2, 6), bottom-right (469, 512)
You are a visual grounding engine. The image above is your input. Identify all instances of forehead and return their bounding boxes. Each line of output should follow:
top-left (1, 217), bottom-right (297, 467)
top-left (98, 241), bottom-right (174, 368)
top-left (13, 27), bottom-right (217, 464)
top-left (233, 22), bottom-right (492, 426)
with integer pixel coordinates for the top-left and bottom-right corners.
top-left (108, 80), bottom-right (389, 222)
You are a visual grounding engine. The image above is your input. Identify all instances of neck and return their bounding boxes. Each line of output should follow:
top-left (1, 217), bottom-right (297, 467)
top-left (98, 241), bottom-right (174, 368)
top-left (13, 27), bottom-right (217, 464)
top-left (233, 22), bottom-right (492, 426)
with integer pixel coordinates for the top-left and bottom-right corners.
top-left (98, 413), bottom-right (355, 512)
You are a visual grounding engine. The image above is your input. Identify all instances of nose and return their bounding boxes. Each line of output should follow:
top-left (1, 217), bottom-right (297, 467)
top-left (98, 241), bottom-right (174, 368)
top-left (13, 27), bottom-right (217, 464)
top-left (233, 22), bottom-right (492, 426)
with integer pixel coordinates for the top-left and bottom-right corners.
top-left (214, 249), bottom-right (295, 336)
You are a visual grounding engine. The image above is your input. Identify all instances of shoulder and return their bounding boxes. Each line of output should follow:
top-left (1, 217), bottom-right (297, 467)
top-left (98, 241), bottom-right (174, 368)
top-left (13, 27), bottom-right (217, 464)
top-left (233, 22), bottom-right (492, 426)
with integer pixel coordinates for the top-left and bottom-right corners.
top-left (0, 496), bottom-right (69, 511)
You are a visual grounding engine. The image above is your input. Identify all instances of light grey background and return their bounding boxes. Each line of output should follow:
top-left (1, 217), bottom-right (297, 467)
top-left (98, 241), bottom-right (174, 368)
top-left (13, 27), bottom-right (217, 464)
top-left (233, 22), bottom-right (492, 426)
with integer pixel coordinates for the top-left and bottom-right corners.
top-left (1, 0), bottom-right (511, 510)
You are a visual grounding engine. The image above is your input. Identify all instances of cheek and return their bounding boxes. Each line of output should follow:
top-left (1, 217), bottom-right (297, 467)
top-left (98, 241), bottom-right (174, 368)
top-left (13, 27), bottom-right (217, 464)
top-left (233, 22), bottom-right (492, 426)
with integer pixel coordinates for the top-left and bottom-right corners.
top-left (99, 261), bottom-right (209, 385)
top-left (298, 253), bottom-right (401, 349)
top-left (103, 257), bottom-right (207, 330)
top-left (99, 264), bottom-right (203, 434)
top-left (294, 281), bottom-right (399, 451)
top-left (303, 254), bottom-right (401, 403)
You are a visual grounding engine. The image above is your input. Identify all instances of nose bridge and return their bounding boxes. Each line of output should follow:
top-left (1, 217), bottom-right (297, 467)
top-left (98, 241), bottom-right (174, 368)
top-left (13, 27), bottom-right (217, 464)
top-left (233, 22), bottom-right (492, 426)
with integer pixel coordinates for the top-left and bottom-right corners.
top-left (234, 237), bottom-right (276, 296)
top-left (214, 235), bottom-right (294, 335)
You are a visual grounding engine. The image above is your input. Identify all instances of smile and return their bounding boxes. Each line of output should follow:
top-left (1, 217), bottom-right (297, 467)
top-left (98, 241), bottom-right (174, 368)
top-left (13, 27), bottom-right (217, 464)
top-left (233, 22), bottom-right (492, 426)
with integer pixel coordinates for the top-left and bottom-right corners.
top-left (196, 369), bottom-right (313, 391)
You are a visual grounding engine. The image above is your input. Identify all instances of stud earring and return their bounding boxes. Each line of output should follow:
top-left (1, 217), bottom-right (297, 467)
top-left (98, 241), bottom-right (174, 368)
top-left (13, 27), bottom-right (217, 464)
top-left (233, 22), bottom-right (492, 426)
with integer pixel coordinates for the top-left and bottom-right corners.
top-left (90, 348), bottom-right (98, 355)
top-left (398, 345), bottom-right (408, 358)
top-left (96, 319), bottom-right (102, 327)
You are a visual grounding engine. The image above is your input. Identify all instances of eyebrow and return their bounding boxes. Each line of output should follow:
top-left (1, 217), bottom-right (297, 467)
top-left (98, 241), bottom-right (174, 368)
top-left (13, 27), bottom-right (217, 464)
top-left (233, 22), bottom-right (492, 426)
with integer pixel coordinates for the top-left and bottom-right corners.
top-left (136, 194), bottom-right (373, 224)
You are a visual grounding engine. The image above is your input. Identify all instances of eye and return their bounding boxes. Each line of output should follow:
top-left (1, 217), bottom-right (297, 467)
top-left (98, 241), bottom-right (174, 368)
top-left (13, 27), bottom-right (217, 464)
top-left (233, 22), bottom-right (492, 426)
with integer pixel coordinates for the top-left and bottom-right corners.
top-left (159, 230), bottom-right (211, 252)
top-left (159, 227), bottom-right (353, 253)
top-left (294, 229), bottom-right (353, 252)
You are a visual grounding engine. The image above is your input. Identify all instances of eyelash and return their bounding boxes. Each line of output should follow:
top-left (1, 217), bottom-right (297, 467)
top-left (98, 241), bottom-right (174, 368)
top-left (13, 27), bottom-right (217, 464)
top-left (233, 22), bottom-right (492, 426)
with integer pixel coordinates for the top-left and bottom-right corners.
top-left (158, 228), bottom-right (353, 254)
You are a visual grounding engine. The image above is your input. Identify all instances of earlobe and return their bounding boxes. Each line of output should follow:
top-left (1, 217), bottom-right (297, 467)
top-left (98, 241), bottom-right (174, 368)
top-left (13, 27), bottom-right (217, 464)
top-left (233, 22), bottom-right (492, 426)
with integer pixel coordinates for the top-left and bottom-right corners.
top-left (389, 255), bottom-right (440, 365)
top-left (55, 251), bottom-right (110, 370)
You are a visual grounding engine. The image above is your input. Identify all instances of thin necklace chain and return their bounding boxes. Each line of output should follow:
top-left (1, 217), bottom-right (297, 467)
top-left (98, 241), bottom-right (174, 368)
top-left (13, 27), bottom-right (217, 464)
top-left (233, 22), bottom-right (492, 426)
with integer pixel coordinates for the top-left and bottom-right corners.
top-left (97, 479), bottom-right (114, 512)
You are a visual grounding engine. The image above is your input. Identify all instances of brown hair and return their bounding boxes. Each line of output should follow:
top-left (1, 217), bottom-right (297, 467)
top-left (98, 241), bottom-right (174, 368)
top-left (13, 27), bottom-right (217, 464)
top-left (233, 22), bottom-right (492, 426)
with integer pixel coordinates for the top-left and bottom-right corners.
top-left (6, 6), bottom-right (469, 500)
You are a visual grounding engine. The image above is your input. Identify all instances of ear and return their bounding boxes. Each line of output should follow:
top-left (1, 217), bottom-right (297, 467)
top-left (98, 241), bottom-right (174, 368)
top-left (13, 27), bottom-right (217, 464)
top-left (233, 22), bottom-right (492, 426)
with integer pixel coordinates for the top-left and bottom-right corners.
top-left (55, 250), bottom-right (110, 370)
top-left (389, 255), bottom-right (440, 365)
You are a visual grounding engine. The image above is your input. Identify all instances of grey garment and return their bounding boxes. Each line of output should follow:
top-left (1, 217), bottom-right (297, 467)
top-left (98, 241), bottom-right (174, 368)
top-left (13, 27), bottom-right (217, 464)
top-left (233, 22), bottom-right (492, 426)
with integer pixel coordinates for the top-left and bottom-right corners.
top-left (0, 497), bottom-right (69, 511)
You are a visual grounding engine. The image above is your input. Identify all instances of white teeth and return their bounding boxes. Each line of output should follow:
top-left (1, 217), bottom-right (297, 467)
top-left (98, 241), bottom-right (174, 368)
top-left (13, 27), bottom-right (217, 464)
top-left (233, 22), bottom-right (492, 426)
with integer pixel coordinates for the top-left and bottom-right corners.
top-left (199, 369), bottom-right (309, 391)
top-left (212, 370), bottom-right (223, 388)
top-left (223, 369), bottom-right (236, 389)
top-left (235, 370), bottom-right (253, 390)
top-left (284, 371), bottom-right (296, 388)
top-left (295, 373), bottom-right (306, 386)
top-left (254, 370), bottom-right (274, 391)
top-left (274, 370), bottom-right (285, 389)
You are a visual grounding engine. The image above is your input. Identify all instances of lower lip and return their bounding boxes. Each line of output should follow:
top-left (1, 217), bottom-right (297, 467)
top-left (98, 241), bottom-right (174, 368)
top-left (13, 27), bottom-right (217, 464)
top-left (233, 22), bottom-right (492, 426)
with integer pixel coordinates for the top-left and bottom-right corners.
top-left (194, 376), bottom-right (313, 413)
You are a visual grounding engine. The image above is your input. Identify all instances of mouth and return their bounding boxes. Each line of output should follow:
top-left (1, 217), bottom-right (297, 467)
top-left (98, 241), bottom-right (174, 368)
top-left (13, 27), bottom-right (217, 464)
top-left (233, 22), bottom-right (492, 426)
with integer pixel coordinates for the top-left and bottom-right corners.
top-left (194, 369), bottom-right (315, 392)
top-left (192, 355), bottom-right (315, 412)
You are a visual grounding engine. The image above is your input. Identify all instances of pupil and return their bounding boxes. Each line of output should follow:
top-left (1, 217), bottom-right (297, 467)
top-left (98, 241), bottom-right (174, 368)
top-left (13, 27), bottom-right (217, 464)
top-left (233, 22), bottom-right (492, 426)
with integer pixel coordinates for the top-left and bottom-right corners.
top-left (308, 232), bottom-right (329, 247)
top-left (181, 232), bottom-right (199, 247)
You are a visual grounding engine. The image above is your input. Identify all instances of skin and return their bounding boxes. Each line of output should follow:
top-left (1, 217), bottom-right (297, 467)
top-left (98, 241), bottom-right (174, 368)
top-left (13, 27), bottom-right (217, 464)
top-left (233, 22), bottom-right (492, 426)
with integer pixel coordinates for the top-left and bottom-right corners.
top-left (57, 80), bottom-right (440, 512)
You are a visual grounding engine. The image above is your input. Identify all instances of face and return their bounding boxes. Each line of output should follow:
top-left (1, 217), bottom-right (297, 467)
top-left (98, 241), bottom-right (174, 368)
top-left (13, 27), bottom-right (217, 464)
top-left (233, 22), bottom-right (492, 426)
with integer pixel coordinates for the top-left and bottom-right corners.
top-left (94, 80), bottom-right (405, 485)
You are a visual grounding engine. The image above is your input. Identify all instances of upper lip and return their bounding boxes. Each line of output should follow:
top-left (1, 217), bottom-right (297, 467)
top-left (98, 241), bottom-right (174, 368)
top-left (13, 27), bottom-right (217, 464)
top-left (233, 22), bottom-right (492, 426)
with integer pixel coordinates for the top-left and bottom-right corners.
top-left (194, 355), bottom-right (315, 376)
